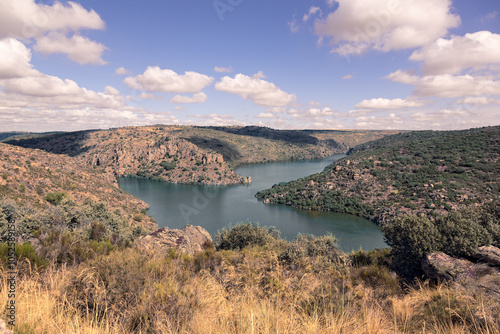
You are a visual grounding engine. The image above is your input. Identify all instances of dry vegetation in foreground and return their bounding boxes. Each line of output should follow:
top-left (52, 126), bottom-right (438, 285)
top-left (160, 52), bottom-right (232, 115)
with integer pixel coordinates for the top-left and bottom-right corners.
top-left (1, 225), bottom-right (499, 334)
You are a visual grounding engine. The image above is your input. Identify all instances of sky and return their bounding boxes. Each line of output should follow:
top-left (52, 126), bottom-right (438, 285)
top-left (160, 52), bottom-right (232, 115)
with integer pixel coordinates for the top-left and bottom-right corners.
top-left (0, 0), bottom-right (499, 132)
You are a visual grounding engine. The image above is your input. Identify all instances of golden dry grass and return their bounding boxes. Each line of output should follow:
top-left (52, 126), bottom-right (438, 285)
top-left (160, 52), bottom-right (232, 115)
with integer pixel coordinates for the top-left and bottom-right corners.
top-left (1, 246), bottom-right (499, 334)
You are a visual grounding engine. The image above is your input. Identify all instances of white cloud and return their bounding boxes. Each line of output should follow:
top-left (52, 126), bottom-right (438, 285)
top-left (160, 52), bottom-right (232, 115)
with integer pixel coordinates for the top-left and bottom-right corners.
top-left (355, 97), bottom-right (426, 109)
top-left (116, 67), bottom-right (130, 75)
top-left (170, 92), bottom-right (208, 104)
top-left (0, 38), bottom-right (38, 78)
top-left (124, 66), bottom-right (214, 93)
top-left (389, 74), bottom-right (500, 98)
top-left (481, 11), bottom-right (498, 24)
top-left (34, 32), bottom-right (107, 65)
top-left (214, 66), bottom-right (233, 73)
top-left (288, 17), bottom-right (300, 33)
top-left (0, 0), bottom-right (106, 65)
top-left (342, 74), bottom-right (354, 80)
top-left (0, 0), bottom-right (104, 39)
top-left (138, 92), bottom-right (155, 100)
top-left (354, 113), bottom-right (404, 129)
top-left (458, 96), bottom-right (500, 106)
top-left (256, 112), bottom-right (276, 119)
top-left (385, 70), bottom-right (420, 84)
top-left (303, 7), bottom-right (322, 22)
top-left (409, 31), bottom-right (500, 75)
top-left (215, 73), bottom-right (297, 107)
top-left (314, 0), bottom-right (460, 55)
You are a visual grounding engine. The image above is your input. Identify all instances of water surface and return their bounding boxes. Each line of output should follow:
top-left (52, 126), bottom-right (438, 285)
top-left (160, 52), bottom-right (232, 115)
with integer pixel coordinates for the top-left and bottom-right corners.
top-left (118, 154), bottom-right (386, 252)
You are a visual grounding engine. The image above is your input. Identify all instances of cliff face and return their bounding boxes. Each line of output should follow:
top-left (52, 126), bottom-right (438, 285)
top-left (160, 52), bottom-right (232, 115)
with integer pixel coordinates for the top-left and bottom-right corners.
top-left (83, 132), bottom-right (247, 185)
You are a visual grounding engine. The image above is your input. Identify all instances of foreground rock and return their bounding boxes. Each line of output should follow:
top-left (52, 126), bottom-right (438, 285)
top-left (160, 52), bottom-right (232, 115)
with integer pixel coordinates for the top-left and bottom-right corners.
top-left (474, 245), bottom-right (500, 267)
top-left (136, 225), bottom-right (213, 256)
top-left (422, 249), bottom-right (500, 300)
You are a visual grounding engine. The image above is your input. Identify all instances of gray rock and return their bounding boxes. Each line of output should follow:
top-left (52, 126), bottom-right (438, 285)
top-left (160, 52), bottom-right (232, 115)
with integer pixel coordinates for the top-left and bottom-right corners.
top-left (422, 252), bottom-right (477, 281)
top-left (474, 245), bottom-right (500, 267)
top-left (136, 225), bottom-right (213, 256)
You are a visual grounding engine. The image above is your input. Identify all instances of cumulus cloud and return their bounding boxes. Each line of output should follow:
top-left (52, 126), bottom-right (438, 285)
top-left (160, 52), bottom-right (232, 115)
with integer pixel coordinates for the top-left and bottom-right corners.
top-left (409, 31), bottom-right (500, 75)
top-left (386, 72), bottom-right (500, 98)
top-left (124, 67), bottom-right (214, 93)
top-left (0, 0), bottom-right (104, 38)
top-left (170, 92), bottom-right (208, 104)
top-left (215, 73), bottom-right (296, 107)
top-left (0, 0), bottom-right (107, 65)
top-left (34, 32), bottom-right (107, 65)
top-left (0, 38), bottom-right (38, 78)
top-left (314, 0), bottom-right (460, 55)
top-left (115, 67), bottom-right (130, 75)
top-left (355, 97), bottom-right (427, 109)
top-left (214, 66), bottom-right (233, 73)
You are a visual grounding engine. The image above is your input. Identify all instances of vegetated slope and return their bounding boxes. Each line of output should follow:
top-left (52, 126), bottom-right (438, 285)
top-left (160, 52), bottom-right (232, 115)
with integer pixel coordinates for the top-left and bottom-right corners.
top-left (6, 125), bottom-right (399, 185)
top-left (256, 126), bottom-right (500, 225)
top-left (0, 143), bottom-right (156, 236)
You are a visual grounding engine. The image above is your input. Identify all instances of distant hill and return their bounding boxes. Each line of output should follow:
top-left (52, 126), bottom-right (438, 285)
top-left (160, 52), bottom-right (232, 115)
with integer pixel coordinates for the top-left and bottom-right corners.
top-left (6, 125), bottom-right (398, 185)
top-left (257, 126), bottom-right (500, 225)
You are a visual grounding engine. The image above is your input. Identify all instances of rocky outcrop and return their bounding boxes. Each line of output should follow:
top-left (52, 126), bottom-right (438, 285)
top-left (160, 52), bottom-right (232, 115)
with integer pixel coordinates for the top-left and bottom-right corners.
top-left (474, 246), bottom-right (500, 267)
top-left (136, 225), bottom-right (213, 256)
top-left (422, 249), bottom-right (500, 300)
top-left (422, 252), bottom-right (479, 281)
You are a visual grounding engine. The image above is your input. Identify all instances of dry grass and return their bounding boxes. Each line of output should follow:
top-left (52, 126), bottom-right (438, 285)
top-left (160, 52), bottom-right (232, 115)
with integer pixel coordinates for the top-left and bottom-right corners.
top-left (1, 247), bottom-right (499, 334)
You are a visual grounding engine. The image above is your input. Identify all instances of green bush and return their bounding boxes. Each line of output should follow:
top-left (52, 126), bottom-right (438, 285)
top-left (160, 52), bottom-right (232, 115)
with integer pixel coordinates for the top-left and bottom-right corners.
top-left (216, 222), bottom-right (280, 250)
top-left (160, 160), bottom-right (176, 171)
top-left (44, 191), bottom-right (67, 205)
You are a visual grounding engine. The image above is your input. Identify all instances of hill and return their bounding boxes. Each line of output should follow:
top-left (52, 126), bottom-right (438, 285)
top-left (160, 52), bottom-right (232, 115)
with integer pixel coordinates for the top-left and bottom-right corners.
top-left (5, 125), bottom-right (398, 185)
top-left (0, 143), bottom-right (156, 241)
top-left (256, 126), bottom-right (500, 225)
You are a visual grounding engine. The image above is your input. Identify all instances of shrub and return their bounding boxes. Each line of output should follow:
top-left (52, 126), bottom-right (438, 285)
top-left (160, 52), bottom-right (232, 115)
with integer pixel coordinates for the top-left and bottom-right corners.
top-left (44, 191), bottom-right (67, 205)
top-left (160, 160), bottom-right (176, 171)
top-left (383, 215), bottom-right (442, 278)
top-left (216, 222), bottom-right (280, 250)
top-left (279, 233), bottom-right (342, 264)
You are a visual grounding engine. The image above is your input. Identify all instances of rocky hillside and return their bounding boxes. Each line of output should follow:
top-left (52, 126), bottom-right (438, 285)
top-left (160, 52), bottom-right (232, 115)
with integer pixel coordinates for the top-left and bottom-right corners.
top-left (0, 143), bottom-right (156, 235)
top-left (6, 126), bottom-right (398, 185)
top-left (257, 126), bottom-right (500, 225)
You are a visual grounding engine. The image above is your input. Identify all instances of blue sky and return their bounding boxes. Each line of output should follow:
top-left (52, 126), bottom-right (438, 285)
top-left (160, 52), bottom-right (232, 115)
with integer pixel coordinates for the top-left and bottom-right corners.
top-left (0, 0), bottom-right (499, 131)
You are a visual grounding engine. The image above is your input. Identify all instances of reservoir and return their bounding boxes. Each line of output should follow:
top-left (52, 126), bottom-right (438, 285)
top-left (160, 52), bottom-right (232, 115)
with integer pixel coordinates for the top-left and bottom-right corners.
top-left (118, 154), bottom-right (386, 252)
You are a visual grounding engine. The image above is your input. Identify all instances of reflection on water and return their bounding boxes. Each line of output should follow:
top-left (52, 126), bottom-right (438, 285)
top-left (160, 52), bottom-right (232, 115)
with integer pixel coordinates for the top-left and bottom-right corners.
top-left (118, 154), bottom-right (386, 252)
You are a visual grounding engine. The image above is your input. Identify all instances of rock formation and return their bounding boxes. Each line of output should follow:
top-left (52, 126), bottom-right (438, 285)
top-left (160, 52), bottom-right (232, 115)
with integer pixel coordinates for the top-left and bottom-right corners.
top-left (136, 225), bottom-right (213, 256)
top-left (422, 247), bottom-right (500, 300)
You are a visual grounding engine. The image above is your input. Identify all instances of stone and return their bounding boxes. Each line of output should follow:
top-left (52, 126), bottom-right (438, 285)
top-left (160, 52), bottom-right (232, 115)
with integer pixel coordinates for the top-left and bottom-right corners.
top-left (422, 252), bottom-right (476, 281)
top-left (474, 246), bottom-right (500, 267)
top-left (136, 225), bottom-right (213, 256)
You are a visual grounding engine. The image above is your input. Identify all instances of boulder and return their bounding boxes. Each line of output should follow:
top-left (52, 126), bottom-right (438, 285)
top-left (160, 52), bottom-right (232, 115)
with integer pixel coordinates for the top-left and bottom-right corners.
top-left (136, 225), bottom-right (213, 256)
top-left (474, 246), bottom-right (500, 267)
top-left (422, 252), bottom-right (476, 281)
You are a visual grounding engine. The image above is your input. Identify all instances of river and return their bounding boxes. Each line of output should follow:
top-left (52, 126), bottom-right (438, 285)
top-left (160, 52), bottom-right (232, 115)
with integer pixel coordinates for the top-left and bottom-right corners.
top-left (118, 154), bottom-right (386, 252)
